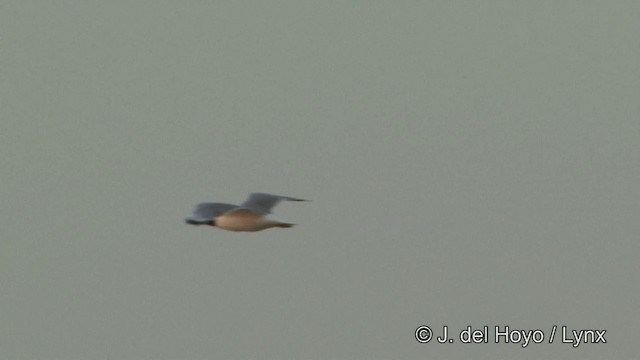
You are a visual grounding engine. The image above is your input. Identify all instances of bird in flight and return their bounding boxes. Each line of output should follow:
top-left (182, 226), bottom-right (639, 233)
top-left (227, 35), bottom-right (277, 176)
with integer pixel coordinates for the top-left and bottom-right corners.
top-left (185, 192), bottom-right (308, 232)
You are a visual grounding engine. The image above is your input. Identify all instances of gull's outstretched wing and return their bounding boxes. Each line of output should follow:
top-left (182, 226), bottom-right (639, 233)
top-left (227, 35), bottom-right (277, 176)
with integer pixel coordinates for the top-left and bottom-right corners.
top-left (240, 193), bottom-right (307, 214)
top-left (186, 203), bottom-right (238, 224)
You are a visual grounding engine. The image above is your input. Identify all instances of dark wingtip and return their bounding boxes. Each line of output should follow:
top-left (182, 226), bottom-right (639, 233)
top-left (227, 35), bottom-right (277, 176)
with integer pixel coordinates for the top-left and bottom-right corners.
top-left (275, 223), bottom-right (295, 228)
top-left (185, 219), bottom-right (215, 226)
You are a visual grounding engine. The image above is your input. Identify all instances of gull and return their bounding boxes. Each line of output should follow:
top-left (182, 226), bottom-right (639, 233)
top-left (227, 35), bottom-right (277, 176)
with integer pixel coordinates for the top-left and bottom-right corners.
top-left (185, 192), bottom-right (308, 232)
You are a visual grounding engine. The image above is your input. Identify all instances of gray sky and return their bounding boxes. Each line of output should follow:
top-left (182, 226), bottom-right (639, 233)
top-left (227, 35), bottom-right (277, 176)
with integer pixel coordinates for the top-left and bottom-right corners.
top-left (1, 1), bottom-right (639, 359)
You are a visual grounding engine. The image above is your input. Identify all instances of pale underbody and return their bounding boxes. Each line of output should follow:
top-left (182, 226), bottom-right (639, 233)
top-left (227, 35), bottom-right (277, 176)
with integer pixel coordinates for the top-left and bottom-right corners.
top-left (214, 210), bottom-right (293, 232)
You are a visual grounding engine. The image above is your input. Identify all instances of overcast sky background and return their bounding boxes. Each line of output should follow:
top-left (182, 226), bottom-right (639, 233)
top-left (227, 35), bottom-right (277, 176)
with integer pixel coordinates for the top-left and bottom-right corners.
top-left (1, 1), bottom-right (639, 359)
